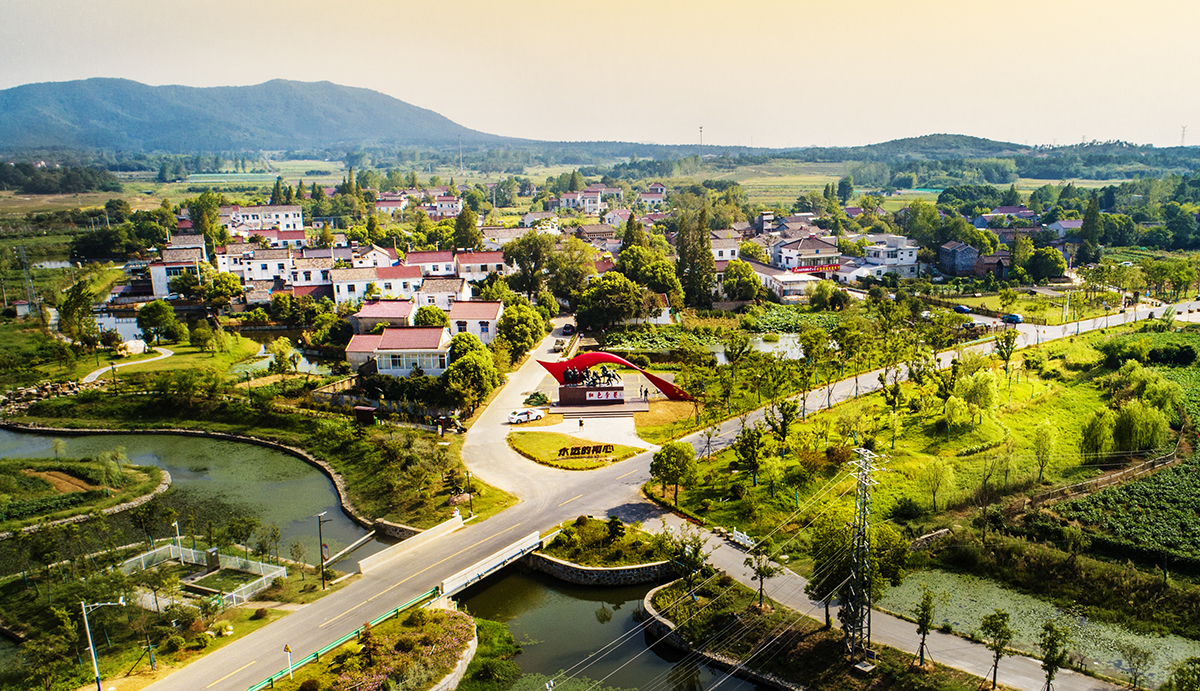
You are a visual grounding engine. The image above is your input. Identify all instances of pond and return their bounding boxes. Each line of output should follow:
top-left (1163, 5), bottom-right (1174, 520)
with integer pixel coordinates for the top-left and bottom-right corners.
top-left (877, 569), bottom-right (1200, 688)
top-left (458, 569), bottom-right (763, 691)
top-left (230, 329), bottom-right (334, 377)
top-left (93, 312), bottom-right (143, 342)
top-left (708, 334), bottom-right (804, 364)
top-left (0, 429), bottom-right (386, 571)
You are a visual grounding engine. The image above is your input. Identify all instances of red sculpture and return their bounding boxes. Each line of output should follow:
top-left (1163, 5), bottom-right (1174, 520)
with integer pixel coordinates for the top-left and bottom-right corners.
top-left (538, 351), bottom-right (692, 401)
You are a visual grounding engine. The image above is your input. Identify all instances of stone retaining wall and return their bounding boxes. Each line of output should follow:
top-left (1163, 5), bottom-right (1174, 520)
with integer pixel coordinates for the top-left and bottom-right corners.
top-left (641, 581), bottom-right (803, 691)
top-left (429, 626), bottom-right (478, 691)
top-left (0, 422), bottom-right (376, 530)
top-left (373, 518), bottom-right (421, 540)
top-left (527, 552), bottom-right (673, 586)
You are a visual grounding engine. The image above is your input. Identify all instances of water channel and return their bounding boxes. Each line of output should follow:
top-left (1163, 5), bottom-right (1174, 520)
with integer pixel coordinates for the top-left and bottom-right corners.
top-left (458, 569), bottom-right (762, 691)
top-left (0, 429), bottom-right (385, 569)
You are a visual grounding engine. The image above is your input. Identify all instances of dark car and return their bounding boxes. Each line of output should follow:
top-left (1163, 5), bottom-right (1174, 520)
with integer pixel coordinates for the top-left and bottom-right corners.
top-left (953, 305), bottom-right (972, 314)
top-left (1001, 313), bottom-right (1024, 324)
top-left (561, 324), bottom-right (576, 335)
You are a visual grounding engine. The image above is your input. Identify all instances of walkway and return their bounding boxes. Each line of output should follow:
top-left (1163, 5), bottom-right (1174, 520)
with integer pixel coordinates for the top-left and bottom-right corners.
top-left (81, 347), bottom-right (173, 382)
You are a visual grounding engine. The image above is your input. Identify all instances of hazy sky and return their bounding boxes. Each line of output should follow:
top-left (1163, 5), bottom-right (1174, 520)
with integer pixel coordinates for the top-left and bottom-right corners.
top-left (2, 0), bottom-right (1198, 149)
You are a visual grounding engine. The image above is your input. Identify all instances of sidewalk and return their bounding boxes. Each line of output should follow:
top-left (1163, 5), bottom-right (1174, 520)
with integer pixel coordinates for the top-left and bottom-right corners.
top-left (642, 514), bottom-right (1119, 691)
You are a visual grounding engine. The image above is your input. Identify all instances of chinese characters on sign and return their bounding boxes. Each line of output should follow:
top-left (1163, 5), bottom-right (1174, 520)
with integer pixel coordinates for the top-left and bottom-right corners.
top-left (585, 390), bottom-right (624, 401)
top-left (558, 444), bottom-right (616, 458)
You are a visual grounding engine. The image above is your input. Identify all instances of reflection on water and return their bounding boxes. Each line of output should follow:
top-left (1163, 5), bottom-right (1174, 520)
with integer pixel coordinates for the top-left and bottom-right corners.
top-left (0, 430), bottom-right (385, 569)
top-left (458, 570), bottom-right (761, 691)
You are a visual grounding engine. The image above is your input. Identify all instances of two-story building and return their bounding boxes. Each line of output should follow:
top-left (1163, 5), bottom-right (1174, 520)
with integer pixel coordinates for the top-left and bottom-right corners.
top-left (446, 300), bottom-right (505, 344)
top-left (148, 246), bottom-right (206, 297)
top-left (837, 233), bottom-right (920, 282)
top-left (404, 250), bottom-right (457, 277)
top-left (414, 277), bottom-right (470, 310)
top-left (455, 251), bottom-right (513, 283)
top-left (220, 204), bottom-right (304, 232)
top-left (771, 236), bottom-right (841, 279)
top-left (939, 241), bottom-right (980, 277)
top-left (332, 265), bottom-right (423, 304)
top-left (519, 211), bottom-right (558, 228)
top-left (710, 238), bottom-right (740, 262)
top-left (345, 327), bottom-right (452, 376)
top-left (434, 196), bottom-right (463, 218)
top-left (349, 300), bottom-right (414, 334)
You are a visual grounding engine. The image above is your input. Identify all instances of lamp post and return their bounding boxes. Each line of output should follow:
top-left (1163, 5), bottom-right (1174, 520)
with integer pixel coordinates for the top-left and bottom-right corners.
top-left (315, 511), bottom-right (333, 590)
top-left (172, 521), bottom-right (183, 564)
top-left (81, 596), bottom-right (124, 691)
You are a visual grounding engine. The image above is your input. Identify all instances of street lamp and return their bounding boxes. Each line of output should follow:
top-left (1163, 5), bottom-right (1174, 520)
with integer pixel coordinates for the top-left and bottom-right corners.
top-left (81, 596), bottom-right (124, 691)
top-left (315, 511), bottom-right (333, 590)
top-left (172, 521), bottom-right (183, 564)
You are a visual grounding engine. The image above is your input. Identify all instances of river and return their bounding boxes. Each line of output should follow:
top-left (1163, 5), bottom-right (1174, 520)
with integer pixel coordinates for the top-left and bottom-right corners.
top-left (458, 569), bottom-right (763, 691)
top-left (0, 429), bottom-right (385, 570)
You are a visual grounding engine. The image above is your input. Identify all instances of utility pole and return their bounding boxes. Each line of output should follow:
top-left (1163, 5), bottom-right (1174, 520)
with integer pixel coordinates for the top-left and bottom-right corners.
top-left (844, 448), bottom-right (879, 661)
top-left (699, 126), bottom-right (703, 151)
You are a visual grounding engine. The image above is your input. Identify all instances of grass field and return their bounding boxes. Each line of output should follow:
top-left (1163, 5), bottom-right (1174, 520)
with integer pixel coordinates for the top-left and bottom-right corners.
top-left (0, 457), bottom-right (161, 532)
top-left (634, 400), bottom-right (699, 444)
top-left (90, 334), bottom-right (261, 380)
top-left (951, 290), bottom-right (1125, 325)
top-left (507, 430), bottom-right (642, 470)
top-left (542, 517), bottom-right (662, 566)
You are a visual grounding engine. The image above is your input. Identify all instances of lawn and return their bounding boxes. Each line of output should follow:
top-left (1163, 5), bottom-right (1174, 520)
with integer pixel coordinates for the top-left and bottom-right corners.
top-left (507, 431), bottom-right (642, 470)
top-left (951, 291), bottom-right (1124, 325)
top-left (0, 457), bottom-right (162, 532)
top-left (634, 400), bottom-right (698, 444)
top-left (541, 515), bottom-right (663, 567)
top-left (92, 333), bottom-right (261, 380)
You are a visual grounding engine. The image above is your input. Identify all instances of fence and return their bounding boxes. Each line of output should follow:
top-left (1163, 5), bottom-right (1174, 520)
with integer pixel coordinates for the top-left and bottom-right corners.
top-left (1021, 442), bottom-right (1183, 513)
top-left (440, 532), bottom-right (542, 596)
top-left (119, 544), bottom-right (287, 607)
top-left (244, 588), bottom-right (439, 691)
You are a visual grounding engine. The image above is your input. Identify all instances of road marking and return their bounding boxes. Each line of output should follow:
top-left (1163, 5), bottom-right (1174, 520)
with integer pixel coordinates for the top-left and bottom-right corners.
top-left (617, 469), bottom-right (639, 479)
top-left (318, 523), bottom-right (524, 628)
top-left (558, 494), bottom-right (583, 507)
top-left (206, 661), bottom-right (256, 688)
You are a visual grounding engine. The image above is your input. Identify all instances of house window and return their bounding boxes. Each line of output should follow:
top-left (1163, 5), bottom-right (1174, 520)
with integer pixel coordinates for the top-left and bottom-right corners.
top-left (348, 284), bottom-right (356, 293)
top-left (260, 264), bottom-right (268, 271)
top-left (731, 249), bottom-right (737, 257)
top-left (427, 296), bottom-right (435, 304)
top-left (456, 321), bottom-right (467, 333)
top-left (278, 263), bottom-right (285, 271)
top-left (389, 355), bottom-right (404, 370)
top-left (438, 355), bottom-right (447, 369)
top-left (495, 264), bottom-right (503, 272)
top-left (479, 321), bottom-right (489, 333)
top-left (402, 282), bottom-right (409, 290)
top-left (166, 267), bottom-right (184, 277)
top-left (322, 271), bottom-right (330, 281)
top-left (718, 250), bottom-right (724, 257)
top-left (304, 271), bottom-right (312, 281)
top-left (384, 282), bottom-right (392, 290)
top-left (291, 272), bottom-right (298, 281)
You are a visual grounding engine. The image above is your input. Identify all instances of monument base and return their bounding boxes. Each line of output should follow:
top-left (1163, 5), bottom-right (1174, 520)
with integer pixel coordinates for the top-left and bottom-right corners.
top-left (558, 385), bottom-right (625, 405)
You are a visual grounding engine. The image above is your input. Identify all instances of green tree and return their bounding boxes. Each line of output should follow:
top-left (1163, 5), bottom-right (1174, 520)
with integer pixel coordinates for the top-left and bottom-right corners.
top-left (454, 207), bottom-right (481, 250)
top-left (805, 509), bottom-right (909, 629)
top-left (19, 606), bottom-right (77, 691)
top-left (58, 279), bottom-right (97, 339)
top-left (547, 237), bottom-right (597, 310)
top-left (270, 177), bottom-right (284, 205)
top-left (650, 441), bottom-right (696, 505)
top-left (442, 349), bottom-right (503, 414)
top-left (1027, 247), bottom-right (1068, 281)
top-left (1164, 657), bottom-right (1200, 691)
top-left (914, 585), bottom-right (937, 666)
top-left (744, 538), bottom-right (783, 607)
top-left (674, 208), bottom-right (715, 308)
top-left (137, 300), bottom-right (181, 345)
top-left (764, 399), bottom-right (798, 461)
top-left (577, 272), bottom-right (648, 331)
top-left (206, 272), bottom-right (244, 310)
top-left (289, 539), bottom-right (308, 580)
top-left (837, 175), bottom-right (854, 205)
top-left (190, 323), bottom-right (215, 353)
top-left (665, 524), bottom-right (708, 601)
top-left (733, 423), bottom-right (766, 486)
top-left (738, 240), bottom-right (767, 263)
top-left (1038, 620), bottom-right (1070, 690)
top-left (496, 302), bottom-right (544, 361)
top-left (993, 329), bottom-right (1018, 390)
top-left (919, 458), bottom-right (954, 511)
top-left (1080, 406), bottom-right (1115, 460)
top-left (413, 305), bottom-right (449, 327)
top-left (1080, 195), bottom-right (1103, 245)
top-left (722, 259), bottom-right (759, 301)
top-left (1116, 641), bottom-right (1154, 690)
top-left (980, 609), bottom-right (1014, 690)
top-left (266, 336), bottom-right (299, 373)
top-left (1034, 419), bottom-right (1057, 482)
top-left (503, 230), bottom-right (557, 298)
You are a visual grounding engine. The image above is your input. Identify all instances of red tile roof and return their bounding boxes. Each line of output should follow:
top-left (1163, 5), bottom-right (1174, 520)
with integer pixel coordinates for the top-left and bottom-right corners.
top-left (354, 300), bottom-right (414, 319)
top-left (447, 301), bottom-right (503, 320)
top-left (291, 285), bottom-right (334, 300)
top-left (404, 250), bottom-right (454, 264)
top-left (378, 327), bottom-right (449, 350)
top-left (455, 251), bottom-right (506, 264)
top-left (376, 265), bottom-right (422, 280)
top-left (346, 334), bottom-right (383, 353)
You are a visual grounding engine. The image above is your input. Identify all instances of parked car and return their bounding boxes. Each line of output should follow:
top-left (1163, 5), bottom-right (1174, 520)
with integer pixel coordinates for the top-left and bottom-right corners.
top-left (552, 339), bottom-right (565, 352)
top-left (561, 323), bottom-right (576, 336)
top-left (953, 304), bottom-right (972, 314)
top-left (1001, 313), bottom-right (1024, 324)
top-left (508, 409), bottom-right (546, 424)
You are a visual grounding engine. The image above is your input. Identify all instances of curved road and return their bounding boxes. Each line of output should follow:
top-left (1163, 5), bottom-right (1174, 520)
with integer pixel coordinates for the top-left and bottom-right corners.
top-left (81, 346), bottom-right (173, 383)
top-left (140, 300), bottom-right (1200, 691)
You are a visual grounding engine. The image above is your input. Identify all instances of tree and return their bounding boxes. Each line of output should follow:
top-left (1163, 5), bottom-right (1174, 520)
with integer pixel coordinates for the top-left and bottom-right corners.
top-left (1038, 620), bottom-right (1070, 691)
top-left (1080, 406), bottom-right (1115, 460)
top-left (739, 241), bottom-right (767, 263)
top-left (1027, 247), bottom-right (1068, 281)
top-left (137, 300), bottom-right (181, 345)
top-left (290, 539), bottom-right (308, 579)
top-left (722, 259), bottom-right (759, 301)
top-left (733, 423), bottom-right (766, 486)
top-left (454, 207), bottom-right (481, 250)
top-left (993, 329), bottom-right (1019, 390)
top-left (190, 323), bottom-right (215, 353)
top-left (206, 272), bottom-right (244, 310)
top-left (674, 208), bottom-right (715, 308)
top-left (650, 441), bottom-right (696, 505)
top-left (413, 305), bottom-right (449, 327)
top-left (1034, 419), bottom-right (1057, 482)
top-left (58, 279), bottom-right (97, 339)
top-left (665, 524), bottom-right (709, 601)
top-left (547, 237), bottom-right (596, 310)
top-left (837, 175), bottom-right (854, 205)
top-left (914, 585), bottom-right (937, 666)
top-left (226, 515), bottom-right (260, 560)
top-left (503, 230), bottom-right (556, 298)
top-left (577, 271), bottom-right (648, 330)
top-left (443, 350), bottom-right (503, 414)
top-left (919, 459), bottom-right (954, 512)
top-left (1080, 196), bottom-right (1103, 245)
top-left (266, 336), bottom-right (299, 373)
top-left (1116, 641), bottom-right (1154, 690)
top-left (806, 509), bottom-right (909, 630)
top-left (980, 609), bottom-right (1014, 690)
top-left (19, 606), bottom-right (77, 691)
top-left (744, 538), bottom-right (783, 607)
top-left (1164, 657), bottom-right (1200, 691)
top-left (764, 399), bottom-right (798, 461)
top-left (496, 302), bottom-right (545, 361)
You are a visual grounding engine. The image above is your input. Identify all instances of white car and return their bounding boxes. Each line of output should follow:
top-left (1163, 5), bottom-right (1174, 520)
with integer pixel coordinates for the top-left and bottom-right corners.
top-left (508, 409), bottom-right (545, 424)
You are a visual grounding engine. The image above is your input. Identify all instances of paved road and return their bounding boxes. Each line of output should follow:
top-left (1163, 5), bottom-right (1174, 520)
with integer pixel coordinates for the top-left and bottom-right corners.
top-left (140, 300), bottom-right (1197, 691)
top-left (81, 347), bottom-right (173, 382)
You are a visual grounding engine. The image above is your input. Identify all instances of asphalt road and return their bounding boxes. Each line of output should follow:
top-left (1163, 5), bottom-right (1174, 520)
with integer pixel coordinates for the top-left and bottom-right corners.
top-left (140, 300), bottom-right (1197, 691)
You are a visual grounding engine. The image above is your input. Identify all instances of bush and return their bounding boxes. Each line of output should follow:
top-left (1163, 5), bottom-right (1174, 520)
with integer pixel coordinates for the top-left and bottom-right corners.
top-left (251, 607), bottom-right (270, 620)
top-left (761, 332), bottom-right (780, 342)
top-left (404, 609), bottom-right (427, 627)
top-left (891, 496), bottom-right (925, 521)
top-left (476, 658), bottom-right (521, 682)
top-left (161, 634), bottom-right (186, 653)
top-left (394, 635), bottom-right (416, 652)
top-left (627, 353), bottom-right (651, 369)
top-left (299, 680), bottom-right (321, 691)
top-left (699, 498), bottom-right (714, 512)
top-left (191, 634), bottom-right (211, 650)
top-left (825, 445), bottom-right (854, 466)
top-left (574, 515), bottom-right (590, 527)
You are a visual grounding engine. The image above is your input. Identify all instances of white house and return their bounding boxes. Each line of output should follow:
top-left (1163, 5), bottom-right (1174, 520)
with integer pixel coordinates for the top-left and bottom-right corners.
top-left (349, 299), bottom-right (414, 334)
top-left (291, 257), bottom-right (333, 286)
top-left (434, 196), bottom-right (463, 217)
top-left (446, 300), bottom-right (505, 344)
top-left (404, 250), bottom-right (457, 277)
top-left (745, 259), bottom-right (822, 302)
top-left (345, 327), bottom-right (451, 375)
top-left (215, 247), bottom-right (295, 283)
top-left (519, 211), bottom-right (558, 229)
top-left (220, 204), bottom-right (304, 232)
top-left (1047, 219), bottom-right (1083, 238)
top-left (844, 233), bottom-right (920, 280)
top-left (332, 265), bottom-right (423, 304)
top-left (455, 251), bottom-right (513, 283)
top-left (352, 244), bottom-right (397, 268)
top-left (639, 192), bottom-right (665, 207)
top-left (148, 246), bottom-right (205, 297)
top-left (604, 209), bottom-right (634, 227)
top-left (710, 238), bottom-right (740, 262)
top-left (771, 235), bottom-right (840, 278)
top-left (414, 278), bottom-right (470, 311)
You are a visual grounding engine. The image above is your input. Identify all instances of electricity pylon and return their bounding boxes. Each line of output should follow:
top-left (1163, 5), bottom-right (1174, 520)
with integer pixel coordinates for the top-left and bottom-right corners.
top-left (844, 447), bottom-right (880, 660)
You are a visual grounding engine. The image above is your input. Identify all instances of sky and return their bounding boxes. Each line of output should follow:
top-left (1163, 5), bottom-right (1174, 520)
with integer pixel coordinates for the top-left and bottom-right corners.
top-left (2, 0), bottom-right (1199, 149)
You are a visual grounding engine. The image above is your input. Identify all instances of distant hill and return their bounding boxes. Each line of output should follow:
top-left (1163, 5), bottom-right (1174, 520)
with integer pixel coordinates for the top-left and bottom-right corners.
top-left (0, 78), bottom-right (514, 152)
top-left (788, 134), bottom-right (1031, 162)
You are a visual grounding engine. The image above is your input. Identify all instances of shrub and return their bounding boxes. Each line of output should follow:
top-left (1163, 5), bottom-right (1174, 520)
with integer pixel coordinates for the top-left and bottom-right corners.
top-left (699, 498), bottom-right (714, 512)
top-left (299, 680), bottom-right (321, 691)
top-left (404, 609), bottom-right (427, 627)
top-left (394, 635), bottom-right (416, 652)
top-left (161, 634), bottom-right (186, 653)
top-left (825, 445), bottom-right (854, 466)
top-left (761, 332), bottom-right (780, 342)
top-left (891, 496), bottom-right (924, 521)
top-left (251, 608), bottom-right (270, 620)
top-left (191, 634), bottom-right (211, 650)
top-left (574, 515), bottom-right (590, 527)
top-left (476, 658), bottom-right (522, 682)
top-left (628, 353), bottom-right (651, 369)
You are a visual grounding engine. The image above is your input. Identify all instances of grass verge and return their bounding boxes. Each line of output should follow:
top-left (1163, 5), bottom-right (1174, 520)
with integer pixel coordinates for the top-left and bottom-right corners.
top-left (507, 431), bottom-right (642, 470)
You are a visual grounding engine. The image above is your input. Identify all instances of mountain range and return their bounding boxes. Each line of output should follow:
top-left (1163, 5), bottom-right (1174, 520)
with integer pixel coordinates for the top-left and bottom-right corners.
top-left (0, 78), bottom-right (512, 152)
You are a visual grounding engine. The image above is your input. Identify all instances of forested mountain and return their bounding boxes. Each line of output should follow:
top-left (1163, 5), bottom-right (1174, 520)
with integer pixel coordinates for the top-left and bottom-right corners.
top-left (0, 78), bottom-right (514, 152)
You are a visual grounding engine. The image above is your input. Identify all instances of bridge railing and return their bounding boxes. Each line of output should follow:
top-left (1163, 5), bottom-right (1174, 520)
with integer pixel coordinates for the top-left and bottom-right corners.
top-left (243, 587), bottom-right (439, 691)
top-left (440, 532), bottom-right (542, 596)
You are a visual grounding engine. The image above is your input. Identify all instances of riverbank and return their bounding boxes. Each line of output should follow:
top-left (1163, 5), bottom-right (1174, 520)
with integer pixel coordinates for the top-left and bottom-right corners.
top-left (11, 390), bottom-right (517, 530)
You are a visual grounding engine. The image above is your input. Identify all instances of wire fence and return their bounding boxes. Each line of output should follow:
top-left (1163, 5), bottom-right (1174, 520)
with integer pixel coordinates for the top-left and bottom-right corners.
top-left (118, 544), bottom-right (287, 606)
